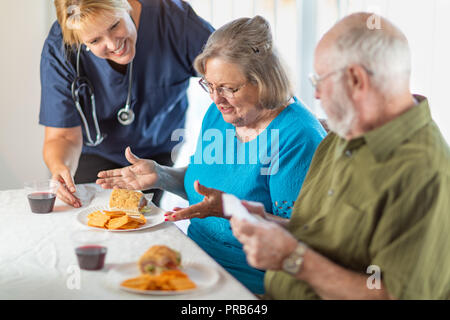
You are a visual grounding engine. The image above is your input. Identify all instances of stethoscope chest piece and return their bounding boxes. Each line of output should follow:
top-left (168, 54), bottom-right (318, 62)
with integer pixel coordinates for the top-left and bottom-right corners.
top-left (117, 107), bottom-right (135, 125)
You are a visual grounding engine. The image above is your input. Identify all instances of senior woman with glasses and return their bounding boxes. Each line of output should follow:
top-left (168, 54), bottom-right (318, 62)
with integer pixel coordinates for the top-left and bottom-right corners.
top-left (96, 15), bottom-right (326, 294)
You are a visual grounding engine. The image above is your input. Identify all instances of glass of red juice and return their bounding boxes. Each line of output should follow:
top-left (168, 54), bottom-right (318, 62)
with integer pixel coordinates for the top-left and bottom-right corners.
top-left (71, 230), bottom-right (109, 271)
top-left (24, 179), bottom-right (60, 213)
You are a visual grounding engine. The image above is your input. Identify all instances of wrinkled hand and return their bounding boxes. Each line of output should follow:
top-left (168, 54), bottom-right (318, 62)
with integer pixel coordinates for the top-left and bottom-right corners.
top-left (164, 181), bottom-right (224, 221)
top-left (96, 147), bottom-right (158, 190)
top-left (240, 200), bottom-right (267, 218)
top-left (230, 217), bottom-right (298, 270)
top-left (51, 165), bottom-right (81, 208)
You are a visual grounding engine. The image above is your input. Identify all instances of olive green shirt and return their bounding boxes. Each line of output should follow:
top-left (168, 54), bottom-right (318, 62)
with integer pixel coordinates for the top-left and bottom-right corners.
top-left (265, 96), bottom-right (450, 299)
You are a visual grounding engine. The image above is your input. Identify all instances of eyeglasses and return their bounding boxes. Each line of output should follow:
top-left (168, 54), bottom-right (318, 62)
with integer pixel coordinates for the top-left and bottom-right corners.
top-left (309, 69), bottom-right (344, 88)
top-left (199, 78), bottom-right (247, 99)
top-left (309, 66), bottom-right (374, 88)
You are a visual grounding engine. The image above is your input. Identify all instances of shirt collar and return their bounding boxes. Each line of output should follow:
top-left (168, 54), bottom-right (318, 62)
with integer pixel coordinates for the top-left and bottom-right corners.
top-left (334, 135), bottom-right (364, 160)
top-left (363, 95), bottom-right (432, 162)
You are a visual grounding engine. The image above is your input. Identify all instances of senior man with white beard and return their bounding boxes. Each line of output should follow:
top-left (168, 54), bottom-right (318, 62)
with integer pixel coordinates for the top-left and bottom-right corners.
top-left (230, 12), bottom-right (450, 300)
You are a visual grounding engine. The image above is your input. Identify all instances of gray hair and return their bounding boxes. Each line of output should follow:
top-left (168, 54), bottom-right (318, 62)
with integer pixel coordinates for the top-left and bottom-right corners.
top-left (193, 15), bottom-right (293, 110)
top-left (329, 13), bottom-right (411, 96)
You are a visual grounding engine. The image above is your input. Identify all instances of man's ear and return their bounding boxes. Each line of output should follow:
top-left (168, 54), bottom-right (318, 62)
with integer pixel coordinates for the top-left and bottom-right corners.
top-left (346, 64), bottom-right (370, 101)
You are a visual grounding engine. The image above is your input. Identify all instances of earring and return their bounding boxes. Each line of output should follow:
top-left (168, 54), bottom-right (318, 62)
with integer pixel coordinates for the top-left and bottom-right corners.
top-left (86, 46), bottom-right (90, 52)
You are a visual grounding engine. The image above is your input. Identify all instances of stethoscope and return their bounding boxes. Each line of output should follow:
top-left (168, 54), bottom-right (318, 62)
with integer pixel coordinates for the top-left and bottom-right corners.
top-left (71, 45), bottom-right (135, 147)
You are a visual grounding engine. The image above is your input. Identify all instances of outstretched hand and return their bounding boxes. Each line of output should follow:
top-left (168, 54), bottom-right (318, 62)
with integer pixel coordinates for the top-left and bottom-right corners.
top-left (164, 181), bottom-right (224, 221)
top-left (96, 146), bottom-right (159, 191)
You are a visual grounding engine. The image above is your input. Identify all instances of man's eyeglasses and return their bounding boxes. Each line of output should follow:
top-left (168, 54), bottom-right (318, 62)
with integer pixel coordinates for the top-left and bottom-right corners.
top-left (309, 69), bottom-right (344, 88)
top-left (199, 78), bottom-right (246, 99)
top-left (309, 66), bottom-right (374, 88)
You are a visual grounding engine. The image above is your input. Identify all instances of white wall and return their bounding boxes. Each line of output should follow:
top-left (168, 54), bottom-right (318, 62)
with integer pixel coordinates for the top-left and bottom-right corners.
top-left (0, 1), bottom-right (56, 190)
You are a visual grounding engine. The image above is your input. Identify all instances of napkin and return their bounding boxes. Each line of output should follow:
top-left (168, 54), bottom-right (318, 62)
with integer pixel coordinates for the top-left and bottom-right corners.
top-left (222, 193), bottom-right (264, 224)
top-left (74, 184), bottom-right (98, 207)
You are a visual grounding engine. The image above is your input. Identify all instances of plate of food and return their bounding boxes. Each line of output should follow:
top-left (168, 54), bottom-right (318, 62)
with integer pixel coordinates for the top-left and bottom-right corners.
top-left (107, 245), bottom-right (220, 295)
top-left (76, 189), bottom-right (165, 232)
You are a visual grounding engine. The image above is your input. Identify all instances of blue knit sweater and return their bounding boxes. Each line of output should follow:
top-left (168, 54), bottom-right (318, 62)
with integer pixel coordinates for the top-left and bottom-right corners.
top-left (184, 97), bottom-right (326, 293)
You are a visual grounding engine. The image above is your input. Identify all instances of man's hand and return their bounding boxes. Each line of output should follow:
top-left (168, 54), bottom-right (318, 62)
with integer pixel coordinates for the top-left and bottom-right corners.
top-left (230, 217), bottom-right (298, 270)
top-left (240, 200), bottom-right (267, 218)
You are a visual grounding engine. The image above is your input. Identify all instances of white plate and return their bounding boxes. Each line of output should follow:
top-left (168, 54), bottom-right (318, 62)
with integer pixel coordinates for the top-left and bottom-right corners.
top-left (76, 203), bottom-right (165, 232)
top-left (107, 262), bottom-right (220, 296)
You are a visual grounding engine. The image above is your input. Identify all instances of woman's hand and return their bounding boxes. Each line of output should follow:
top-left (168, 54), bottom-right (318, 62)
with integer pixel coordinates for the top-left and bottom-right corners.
top-left (164, 181), bottom-right (224, 221)
top-left (51, 165), bottom-right (82, 208)
top-left (96, 147), bottom-right (159, 190)
top-left (43, 126), bottom-right (83, 208)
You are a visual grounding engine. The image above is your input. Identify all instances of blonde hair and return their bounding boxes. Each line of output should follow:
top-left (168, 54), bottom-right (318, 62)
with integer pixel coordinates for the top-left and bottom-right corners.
top-left (194, 16), bottom-right (293, 110)
top-left (54, 0), bottom-right (131, 46)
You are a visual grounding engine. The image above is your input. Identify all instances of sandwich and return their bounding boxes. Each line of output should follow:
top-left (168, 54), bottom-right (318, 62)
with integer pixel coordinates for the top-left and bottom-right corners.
top-left (109, 188), bottom-right (148, 213)
top-left (138, 245), bottom-right (182, 275)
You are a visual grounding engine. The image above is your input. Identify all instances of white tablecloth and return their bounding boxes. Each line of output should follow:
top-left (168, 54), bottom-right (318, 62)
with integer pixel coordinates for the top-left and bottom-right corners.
top-left (0, 184), bottom-right (256, 300)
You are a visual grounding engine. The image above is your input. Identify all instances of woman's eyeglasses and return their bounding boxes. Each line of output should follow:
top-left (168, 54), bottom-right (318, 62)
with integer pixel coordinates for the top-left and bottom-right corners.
top-left (199, 78), bottom-right (247, 99)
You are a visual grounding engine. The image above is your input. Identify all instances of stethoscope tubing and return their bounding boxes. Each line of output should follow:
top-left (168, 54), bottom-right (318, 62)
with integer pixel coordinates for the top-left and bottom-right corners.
top-left (71, 77), bottom-right (104, 146)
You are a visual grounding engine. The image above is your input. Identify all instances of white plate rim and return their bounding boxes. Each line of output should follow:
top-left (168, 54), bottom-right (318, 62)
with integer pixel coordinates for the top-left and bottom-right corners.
top-left (108, 261), bottom-right (220, 296)
top-left (76, 204), bottom-right (165, 232)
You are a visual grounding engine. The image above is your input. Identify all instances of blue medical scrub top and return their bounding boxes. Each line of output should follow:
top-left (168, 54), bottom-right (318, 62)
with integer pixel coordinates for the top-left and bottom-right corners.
top-left (39, 0), bottom-right (214, 166)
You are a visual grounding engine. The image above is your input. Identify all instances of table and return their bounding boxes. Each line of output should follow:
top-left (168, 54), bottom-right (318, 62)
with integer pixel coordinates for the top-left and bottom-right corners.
top-left (0, 184), bottom-right (256, 300)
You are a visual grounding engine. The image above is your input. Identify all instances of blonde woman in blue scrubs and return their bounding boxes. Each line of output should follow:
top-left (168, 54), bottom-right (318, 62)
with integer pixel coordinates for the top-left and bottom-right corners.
top-left (40, 0), bottom-right (213, 207)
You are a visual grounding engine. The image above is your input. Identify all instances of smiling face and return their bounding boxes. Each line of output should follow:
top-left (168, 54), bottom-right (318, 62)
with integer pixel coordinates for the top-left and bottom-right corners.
top-left (204, 57), bottom-right (266, 128)
top-left (78, 9), bottom-right (137, 65)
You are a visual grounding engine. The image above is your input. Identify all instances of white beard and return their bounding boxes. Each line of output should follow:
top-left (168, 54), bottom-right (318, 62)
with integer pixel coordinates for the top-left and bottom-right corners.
top-left (326, 82), bottom-right (357, 139)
